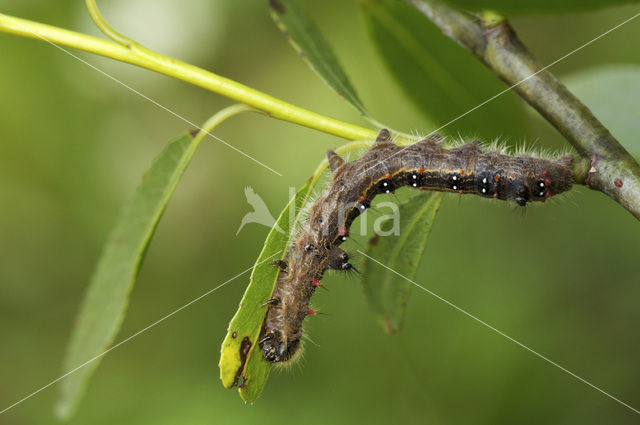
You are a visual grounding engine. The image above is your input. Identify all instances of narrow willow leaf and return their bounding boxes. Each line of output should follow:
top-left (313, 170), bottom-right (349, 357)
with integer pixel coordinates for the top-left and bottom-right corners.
top-left (55, 132), bottom-right (199, 419)
top-left (269, 0), bottom-right (374, 122)
top-left (361, 0), bottom-right (523, 138)
top-left (361, 192), bottom-right (443, 334)
top-left (54, 104), bottom-right (254, 419)
top-left (439, 0), bottom-right (639, 14)
top-left (219, 177), bottom-right (315, 403)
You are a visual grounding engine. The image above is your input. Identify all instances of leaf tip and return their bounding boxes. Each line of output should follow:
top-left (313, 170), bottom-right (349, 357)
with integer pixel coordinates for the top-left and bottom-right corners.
top-left (381, 315), bottom-right (402, 335)
top-left (53, 395), bottom-right (73, 422)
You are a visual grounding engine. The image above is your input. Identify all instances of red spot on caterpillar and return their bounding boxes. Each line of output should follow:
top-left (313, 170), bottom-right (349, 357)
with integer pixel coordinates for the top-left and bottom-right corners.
top-left (418, 168), bottom-right (424, 173)
top-left (494, 175), bottom-right (500, 182)
top-left (544, 178), bottom-right (551, 186)
top-left (493, 193), bottom-right (498, 198)
top-left (312, 279), bottom-right (321, 287)
top-left (542, 170), bottom-right (548, 177)
top-left (615, 178), bottom-right (623, 188)
top-left (460, 169), bottom-right (465, 175)
top-left (545, 191), bottom-right (551, 199)
top-left (306, 308), bottom-right (316, 316)
top-left (385, 173), bottom-right (392, 179)
top-left (458, 190), bottom-right (463, 195)
top-left (358, 195), bottom-right (365, 202)
top-left (339, 227), bottom-right (347, 235)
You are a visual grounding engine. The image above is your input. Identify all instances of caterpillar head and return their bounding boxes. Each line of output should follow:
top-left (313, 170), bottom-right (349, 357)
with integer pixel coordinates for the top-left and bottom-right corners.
top-left (261, 330), bottom-right (300, 363)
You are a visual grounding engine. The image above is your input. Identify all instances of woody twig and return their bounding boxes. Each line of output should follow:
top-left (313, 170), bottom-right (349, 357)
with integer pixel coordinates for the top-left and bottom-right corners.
top-left (408, 0), bottom-right (640, 220)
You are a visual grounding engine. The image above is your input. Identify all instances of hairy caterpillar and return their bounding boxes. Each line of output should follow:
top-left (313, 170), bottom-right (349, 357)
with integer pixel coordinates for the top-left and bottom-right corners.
top-left (259, 129), bottom-right (573, 362)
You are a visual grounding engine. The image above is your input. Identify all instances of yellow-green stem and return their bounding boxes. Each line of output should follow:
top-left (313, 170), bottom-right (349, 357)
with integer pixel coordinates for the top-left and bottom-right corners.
top-left (84, 0), bottom-right (131, 46)
top-left (195, 104), bottom-right (265, 149)
top-left (0, 13), bottom-right (378, 142)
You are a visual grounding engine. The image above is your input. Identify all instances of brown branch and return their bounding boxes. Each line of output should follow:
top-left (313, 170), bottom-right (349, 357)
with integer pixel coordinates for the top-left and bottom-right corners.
top-left (408, 0), bottom-right (640, 220)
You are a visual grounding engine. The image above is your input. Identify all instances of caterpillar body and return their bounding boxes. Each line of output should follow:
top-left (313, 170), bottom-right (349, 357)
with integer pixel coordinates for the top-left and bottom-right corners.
top-left (259, 129), bottom-right (573, 363)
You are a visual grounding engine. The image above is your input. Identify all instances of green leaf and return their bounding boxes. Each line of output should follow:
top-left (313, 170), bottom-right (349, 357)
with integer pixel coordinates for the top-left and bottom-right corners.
top-left (438, 0), bottom-right (639, 14)
top-left (361, 191), bottom-right (443, 334)
top-left (219, 177), bottom-right (316, 403)
top-left (361, 0), bottom-right (523, 138)
top-left (55, 132), bottom-right (199, 419)
top-left (269, 0), bottom-right (374, 122)
top-left (562, 64), bottom-right (640, 157)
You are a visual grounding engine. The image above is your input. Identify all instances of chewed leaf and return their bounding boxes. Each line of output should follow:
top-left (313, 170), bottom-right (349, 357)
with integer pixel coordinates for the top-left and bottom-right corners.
top-left (219, 177), bottom-right (315, 403)
top-left (361, 191), bottom-right (442, 334)
top-left (361, 0), bottom-right (523, 138)
top-left (55, 132), bottom-right (200, 419)
top-left (269, 0), bottom-right (374, 122)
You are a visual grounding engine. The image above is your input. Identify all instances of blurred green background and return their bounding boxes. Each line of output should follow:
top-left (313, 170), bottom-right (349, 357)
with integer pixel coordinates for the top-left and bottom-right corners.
top-left (1, 0), bottom-right (639, 424)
